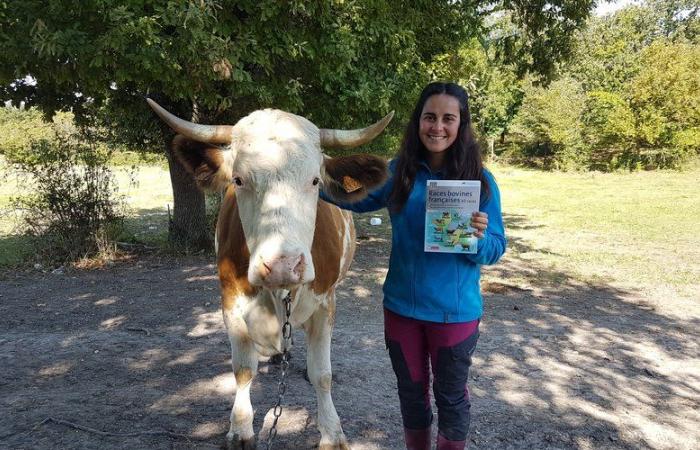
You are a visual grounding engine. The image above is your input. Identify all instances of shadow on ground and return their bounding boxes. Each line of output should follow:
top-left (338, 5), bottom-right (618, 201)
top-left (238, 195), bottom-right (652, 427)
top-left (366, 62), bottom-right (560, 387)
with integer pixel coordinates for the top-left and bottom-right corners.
top-left (0, 210), bottom-right (697, 449)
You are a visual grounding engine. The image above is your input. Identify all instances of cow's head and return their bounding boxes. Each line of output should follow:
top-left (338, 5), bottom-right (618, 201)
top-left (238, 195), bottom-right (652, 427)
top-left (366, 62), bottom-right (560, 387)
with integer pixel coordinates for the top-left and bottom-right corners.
top-left (147, 99), bottom-right (390, 289)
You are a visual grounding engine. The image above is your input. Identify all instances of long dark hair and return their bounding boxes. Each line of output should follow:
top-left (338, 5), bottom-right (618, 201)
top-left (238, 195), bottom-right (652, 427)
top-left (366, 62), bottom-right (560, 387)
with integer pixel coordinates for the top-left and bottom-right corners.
top-left (388, 82), bottom-right (490, 212)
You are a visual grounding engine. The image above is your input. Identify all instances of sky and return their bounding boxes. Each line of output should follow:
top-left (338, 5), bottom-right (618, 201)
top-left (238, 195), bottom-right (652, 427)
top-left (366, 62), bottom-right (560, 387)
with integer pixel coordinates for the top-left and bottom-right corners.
top-left (594, 0), bottom-right (640, 16)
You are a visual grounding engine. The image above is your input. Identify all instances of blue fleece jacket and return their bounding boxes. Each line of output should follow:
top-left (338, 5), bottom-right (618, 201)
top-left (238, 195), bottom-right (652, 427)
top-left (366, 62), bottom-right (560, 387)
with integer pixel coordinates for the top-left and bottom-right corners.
top-left (321, 159), bottom-right (507, 323)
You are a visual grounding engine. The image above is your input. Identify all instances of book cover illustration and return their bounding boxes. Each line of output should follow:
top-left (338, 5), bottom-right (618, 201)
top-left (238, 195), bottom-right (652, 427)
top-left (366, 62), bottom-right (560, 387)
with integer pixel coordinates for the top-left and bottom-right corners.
top-left (424, 180), bottom-right (481, 254)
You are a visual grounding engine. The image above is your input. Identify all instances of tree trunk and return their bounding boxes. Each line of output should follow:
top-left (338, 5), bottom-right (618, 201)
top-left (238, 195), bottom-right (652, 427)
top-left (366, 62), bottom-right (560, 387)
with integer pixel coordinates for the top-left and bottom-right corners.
top-left (164, 142), bottom-right (212, 250)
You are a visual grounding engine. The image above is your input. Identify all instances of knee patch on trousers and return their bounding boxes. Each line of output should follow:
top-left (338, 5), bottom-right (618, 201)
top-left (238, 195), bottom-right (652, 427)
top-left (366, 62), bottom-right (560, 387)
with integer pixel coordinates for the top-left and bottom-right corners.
top-left (433, 331), bottom-right (479, 441)
top-left (386, 338), bottom-right (433, 430)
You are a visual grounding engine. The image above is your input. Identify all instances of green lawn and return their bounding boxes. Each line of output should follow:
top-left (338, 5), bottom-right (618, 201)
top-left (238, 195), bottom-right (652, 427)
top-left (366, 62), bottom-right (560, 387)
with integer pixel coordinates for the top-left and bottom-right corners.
top-left (2, 157), bottom-right (699, 302)
top-left (487, 163), bottom-right (700, 301)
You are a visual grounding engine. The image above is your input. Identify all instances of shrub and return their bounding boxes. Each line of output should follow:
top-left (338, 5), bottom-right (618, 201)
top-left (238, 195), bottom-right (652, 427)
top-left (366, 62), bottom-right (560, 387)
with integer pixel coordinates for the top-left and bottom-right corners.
top-left (510, 77), bottom-right (587, 170)
top-left (0, 107), bottom-right (73, 160)
top-left (10, 131), bottom-right (124, 265)
top-left (625, 40), bottom-right (700, 169)
top-left (581, 91), bottom-right (637, 170)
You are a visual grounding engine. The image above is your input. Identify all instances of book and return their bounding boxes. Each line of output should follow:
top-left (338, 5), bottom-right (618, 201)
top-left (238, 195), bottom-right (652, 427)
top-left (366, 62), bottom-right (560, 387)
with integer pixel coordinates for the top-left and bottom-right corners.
top-left (424, 180), bottom-right (481, 254)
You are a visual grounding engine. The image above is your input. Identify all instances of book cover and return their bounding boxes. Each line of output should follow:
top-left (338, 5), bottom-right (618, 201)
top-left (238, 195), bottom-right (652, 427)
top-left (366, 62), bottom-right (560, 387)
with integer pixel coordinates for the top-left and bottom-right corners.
top-left (424, 180), bottom-right (481, 254)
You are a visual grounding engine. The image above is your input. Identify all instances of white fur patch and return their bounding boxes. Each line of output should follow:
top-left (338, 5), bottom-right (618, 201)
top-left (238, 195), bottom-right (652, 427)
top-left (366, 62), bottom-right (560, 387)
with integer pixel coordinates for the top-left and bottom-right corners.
top-left (226, 111), bottom-right (324, 288)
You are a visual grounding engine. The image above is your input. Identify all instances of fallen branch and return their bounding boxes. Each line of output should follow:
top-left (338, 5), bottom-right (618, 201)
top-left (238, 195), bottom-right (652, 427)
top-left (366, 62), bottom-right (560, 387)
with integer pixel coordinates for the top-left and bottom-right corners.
top-left (126, 327), bottom-right (151, 336)
top-left (31, 417), bottom-right (219, 447)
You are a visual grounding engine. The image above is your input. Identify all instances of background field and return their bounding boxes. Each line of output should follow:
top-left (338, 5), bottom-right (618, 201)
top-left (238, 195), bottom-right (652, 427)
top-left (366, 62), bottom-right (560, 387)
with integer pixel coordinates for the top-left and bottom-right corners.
top-left (3, 157), bottom-right (698, 305)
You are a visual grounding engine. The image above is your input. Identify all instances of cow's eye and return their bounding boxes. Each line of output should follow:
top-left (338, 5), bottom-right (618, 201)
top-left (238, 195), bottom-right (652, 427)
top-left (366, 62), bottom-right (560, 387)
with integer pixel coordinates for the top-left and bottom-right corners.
top-left (233, 177), bottom-right (243, 187)
top-left (312, 177), bottom-right (320, 186)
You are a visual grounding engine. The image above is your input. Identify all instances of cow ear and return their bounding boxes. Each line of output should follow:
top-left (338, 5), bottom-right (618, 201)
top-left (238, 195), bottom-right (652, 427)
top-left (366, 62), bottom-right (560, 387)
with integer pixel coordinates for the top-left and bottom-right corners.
top-left (172, 135), bottom-right (233, 192)
top-left (321, 154), bottom-right (388, 203)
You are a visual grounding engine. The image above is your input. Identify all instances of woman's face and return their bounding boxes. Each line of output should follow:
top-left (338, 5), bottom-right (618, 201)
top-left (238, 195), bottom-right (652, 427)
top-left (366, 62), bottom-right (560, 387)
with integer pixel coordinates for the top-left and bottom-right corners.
top-left (419, 94), bottom-right (461, 156)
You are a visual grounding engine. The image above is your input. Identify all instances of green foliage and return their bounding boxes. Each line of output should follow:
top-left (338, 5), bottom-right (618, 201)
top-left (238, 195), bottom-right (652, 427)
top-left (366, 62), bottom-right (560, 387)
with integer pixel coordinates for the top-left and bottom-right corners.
top-left (568, 7), bottom-right (657, 92)
top-left (625, 40), bottom-right (700, 168)
top-left (428, 38), bottom-right (522, 146)
top-left (490, 0), bottom-right (597, 80)
top-left (509, 77), bottom-right (587, 169)
top-left (0, 107), bottom-right (72, 160)
top-left (581, 91), bottom-right (636, 170)
top-left (505, 1), bottom-right (700, 171)
top-left (0, 1), bottom-right (597, 143)
top-left (10, 131), bottom-right (124, 265)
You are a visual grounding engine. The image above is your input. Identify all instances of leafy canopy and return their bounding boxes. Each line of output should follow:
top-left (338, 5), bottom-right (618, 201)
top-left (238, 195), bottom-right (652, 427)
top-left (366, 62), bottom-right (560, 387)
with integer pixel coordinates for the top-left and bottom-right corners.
top-left (1, 0), bottom-right (595, 147)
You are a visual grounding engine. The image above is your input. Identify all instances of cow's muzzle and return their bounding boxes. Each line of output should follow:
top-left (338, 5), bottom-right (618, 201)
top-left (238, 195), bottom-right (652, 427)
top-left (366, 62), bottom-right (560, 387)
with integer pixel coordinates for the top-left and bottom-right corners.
top-left (256, 253), bottom-right (306, 288)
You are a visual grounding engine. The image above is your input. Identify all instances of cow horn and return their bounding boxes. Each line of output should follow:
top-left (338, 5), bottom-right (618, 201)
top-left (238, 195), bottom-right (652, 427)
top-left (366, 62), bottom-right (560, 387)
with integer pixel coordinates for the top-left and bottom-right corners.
top-left (146, 98), bottom-right (234, 144)
top-left (320, 111), bottom-right (394, 149)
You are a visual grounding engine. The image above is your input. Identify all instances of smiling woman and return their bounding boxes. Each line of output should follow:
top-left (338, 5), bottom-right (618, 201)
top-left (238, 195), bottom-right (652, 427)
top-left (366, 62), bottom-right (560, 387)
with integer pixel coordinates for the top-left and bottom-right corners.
top-left (419, 94), bottom-right (461, 171)
top-left (319, 81), bottom-right (507, 450)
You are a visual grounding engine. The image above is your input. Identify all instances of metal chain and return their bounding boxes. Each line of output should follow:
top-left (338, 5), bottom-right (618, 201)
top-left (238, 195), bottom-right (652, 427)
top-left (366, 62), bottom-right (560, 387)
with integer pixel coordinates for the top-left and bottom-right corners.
top-left (264, 291), bottom-right (292, 450)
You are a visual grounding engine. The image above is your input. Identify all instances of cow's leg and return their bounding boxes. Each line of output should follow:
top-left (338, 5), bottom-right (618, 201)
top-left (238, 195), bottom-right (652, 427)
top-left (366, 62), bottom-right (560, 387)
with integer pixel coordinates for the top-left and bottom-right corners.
top-left (303, 296), bottom-right (349, 450)
top-left (223, 304), bottom-right (259, 450)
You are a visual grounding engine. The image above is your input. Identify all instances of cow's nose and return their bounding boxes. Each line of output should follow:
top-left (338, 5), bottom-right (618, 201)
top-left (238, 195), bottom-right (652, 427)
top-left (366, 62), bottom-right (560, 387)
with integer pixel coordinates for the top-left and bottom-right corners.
top-left (259, 253), bottom-right (305, 287)
top-left (293, 253), bottom-right (306, 276)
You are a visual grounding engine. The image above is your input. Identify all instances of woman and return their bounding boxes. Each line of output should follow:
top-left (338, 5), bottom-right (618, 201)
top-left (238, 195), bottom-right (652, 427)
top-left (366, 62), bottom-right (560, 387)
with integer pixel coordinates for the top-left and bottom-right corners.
top-left (322, 82), bottom-right (506, 449)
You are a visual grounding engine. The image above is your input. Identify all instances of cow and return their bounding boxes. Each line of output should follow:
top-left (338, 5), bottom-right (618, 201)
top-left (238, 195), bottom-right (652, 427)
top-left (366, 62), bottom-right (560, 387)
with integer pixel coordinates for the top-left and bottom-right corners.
top-left (146, 98), bottom-right (392, 450)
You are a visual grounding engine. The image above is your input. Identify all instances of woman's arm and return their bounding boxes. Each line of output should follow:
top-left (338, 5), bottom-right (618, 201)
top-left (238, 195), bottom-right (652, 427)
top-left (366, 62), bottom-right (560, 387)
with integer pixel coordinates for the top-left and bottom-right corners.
top-left (320, 159), bottom-right (395, 213)
top-left (320, 178), bottom-right (391, 213)
top-left (465, 171), bottom-right (507, 265)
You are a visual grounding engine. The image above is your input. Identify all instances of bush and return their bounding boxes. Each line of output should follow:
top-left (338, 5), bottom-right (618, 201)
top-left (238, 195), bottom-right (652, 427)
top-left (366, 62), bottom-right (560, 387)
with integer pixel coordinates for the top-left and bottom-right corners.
top-left (10, 131), bottom-right (124, 265)
top-left (0, 107), bottom-right (73, 159)
top-left (509, 77), bottom-right (587, 170)
top-left (625, 40), bottom-right (700, 169)
top-left (581, 91), bottom-right (637, 170)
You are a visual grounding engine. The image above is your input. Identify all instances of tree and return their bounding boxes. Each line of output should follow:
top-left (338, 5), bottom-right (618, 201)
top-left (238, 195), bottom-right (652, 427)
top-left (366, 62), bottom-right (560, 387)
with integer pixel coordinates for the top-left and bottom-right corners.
top-left (567, 0), bottom-right (699, 93)
top-left (510, 76), bottom-right (587, 169)
top-left (581, 91), bottom-right (636, 170)
top-left (511, 0), bottom-right (700, 171)
top-left (626, 40), bottom-right (700, 167)
top-left (0, 0), bottom-right (596, 247)
top-left (567, 6), bottom-right (658, 93)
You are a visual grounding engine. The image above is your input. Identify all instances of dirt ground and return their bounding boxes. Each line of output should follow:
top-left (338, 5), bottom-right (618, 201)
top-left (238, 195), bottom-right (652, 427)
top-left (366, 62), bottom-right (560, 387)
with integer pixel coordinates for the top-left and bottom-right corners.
top-left (1, 213), bottom-right (698, 450)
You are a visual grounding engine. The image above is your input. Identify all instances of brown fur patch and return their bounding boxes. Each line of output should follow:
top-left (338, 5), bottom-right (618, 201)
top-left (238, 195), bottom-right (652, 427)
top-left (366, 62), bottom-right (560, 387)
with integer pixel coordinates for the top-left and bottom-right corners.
top-left (217, 185), bottom-right (259, 311)
top-left (310, 201), bottom-right (351, 295)
top-left (322, 154), bottom-right (388, 203)
top-left (172, 135), bottom-right (230, 191)
top-left (234, 367), bottom-right (253, 386)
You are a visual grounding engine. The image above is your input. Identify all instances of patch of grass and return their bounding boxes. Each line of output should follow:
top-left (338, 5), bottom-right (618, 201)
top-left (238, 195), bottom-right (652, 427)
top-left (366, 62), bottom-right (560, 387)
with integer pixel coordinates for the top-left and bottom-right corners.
top-left (486, 163), bottom-right (700, 300)
top-left (0, 234), bottom-right (33, 266)
top-left (112, 165), bottom-right (173, 246)
top-left (3, 153), bottom-right (699, 303)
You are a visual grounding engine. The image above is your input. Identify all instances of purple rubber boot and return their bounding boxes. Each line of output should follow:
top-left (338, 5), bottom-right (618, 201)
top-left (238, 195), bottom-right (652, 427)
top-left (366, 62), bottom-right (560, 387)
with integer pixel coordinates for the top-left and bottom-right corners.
top-left (436, 432), bottom-right (467, 450)
top-left (403, 426), bottom-right (431, 450)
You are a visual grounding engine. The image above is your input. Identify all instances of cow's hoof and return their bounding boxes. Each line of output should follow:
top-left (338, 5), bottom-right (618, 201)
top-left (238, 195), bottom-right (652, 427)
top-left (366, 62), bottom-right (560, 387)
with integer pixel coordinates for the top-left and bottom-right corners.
top-left (224, 433), bottom-right (256, 450)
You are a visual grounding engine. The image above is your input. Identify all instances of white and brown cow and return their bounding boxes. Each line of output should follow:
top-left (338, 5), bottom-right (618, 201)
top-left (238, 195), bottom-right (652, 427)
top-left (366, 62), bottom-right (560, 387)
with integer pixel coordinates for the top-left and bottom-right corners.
top-left (147, 99), bottom-right (391, 449)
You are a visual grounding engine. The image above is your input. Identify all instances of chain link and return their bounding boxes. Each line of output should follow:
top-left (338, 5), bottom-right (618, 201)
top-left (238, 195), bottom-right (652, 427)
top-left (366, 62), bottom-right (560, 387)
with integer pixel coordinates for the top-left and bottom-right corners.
top-left (264, 291), bottom-right (292, 450)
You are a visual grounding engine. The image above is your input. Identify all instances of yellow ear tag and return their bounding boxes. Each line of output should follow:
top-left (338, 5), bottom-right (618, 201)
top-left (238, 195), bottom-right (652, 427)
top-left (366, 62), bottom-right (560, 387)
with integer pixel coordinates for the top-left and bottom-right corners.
top-left (342, 176), bottom-right (362, 193)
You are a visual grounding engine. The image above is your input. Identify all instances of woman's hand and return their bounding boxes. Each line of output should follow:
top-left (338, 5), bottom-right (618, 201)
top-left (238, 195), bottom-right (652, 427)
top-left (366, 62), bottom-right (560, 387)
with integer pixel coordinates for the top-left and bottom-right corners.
top-left (471, 211), bottom-right (488, 239)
